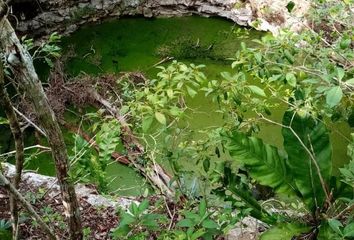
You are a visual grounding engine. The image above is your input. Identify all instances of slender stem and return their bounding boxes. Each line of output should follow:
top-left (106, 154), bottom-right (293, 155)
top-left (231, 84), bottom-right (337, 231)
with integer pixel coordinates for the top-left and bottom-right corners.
top-left (334, 203), bottom-right (354, 220)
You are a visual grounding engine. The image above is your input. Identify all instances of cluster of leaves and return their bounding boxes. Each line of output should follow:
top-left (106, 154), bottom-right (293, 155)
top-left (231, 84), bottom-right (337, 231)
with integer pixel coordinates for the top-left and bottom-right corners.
top-left (111, 198), bottom-right (238, 240)
top-left (205, 1), bottom-right (354, 238)
top-left (229, 2), bottom-right (354, 125)
top-left (121, 61), bottom-right (206, 133)
top-left (69, 115), bottom-right (121, 192)
top-left (22, 32), bottom-right (62, 67)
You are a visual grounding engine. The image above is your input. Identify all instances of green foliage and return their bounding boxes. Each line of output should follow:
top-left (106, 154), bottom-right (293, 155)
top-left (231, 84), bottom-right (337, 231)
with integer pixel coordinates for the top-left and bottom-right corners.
top-left (260, 223), bottom-right (309, 240)
top-left (112, 198), bottom-right (238, 240)
top-left (201, 69), bottom-right (274, 130)
top-left (174, 199), bottom-right (222, 240)
top-left (111, 199), bottom-right (167, 239)
top-left (0, 219), bottom-right (11, 231)
top-left (282, 111), bottom-right (332, 211)
top-left (124, 61), bottom-right (206, 133)
top-left (212, 163), bottom-right (275, 224)
top-left (223, 130), bottom-right (296, 195)
top-left (69, 116), bottom-right (121, 192)
top-left (0, 219), bottom-right (11, 240)
top-left (22, 32), bottom-right (62, 67)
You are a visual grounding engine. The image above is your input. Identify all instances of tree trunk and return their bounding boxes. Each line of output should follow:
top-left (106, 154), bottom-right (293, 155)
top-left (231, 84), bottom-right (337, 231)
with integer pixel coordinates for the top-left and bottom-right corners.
top-left (0, 7), bottom-right (83, 240)
top-left (0, 60), bottom-right (24, 239)
top-left (0, 172), bottom-right (58, 240)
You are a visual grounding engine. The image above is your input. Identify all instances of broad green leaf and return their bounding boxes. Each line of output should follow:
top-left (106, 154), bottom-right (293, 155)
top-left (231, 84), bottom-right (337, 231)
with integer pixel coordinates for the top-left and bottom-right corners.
top-left (345, 78), bottom-right (354, 85)
top-left (318, 222), bottom-right (343, 240)
top-left (187, 86), bottom-right (197, 98)
top-left (184, 212), bottom-right (200, 222)
top-left (142, 116), bottom-right (154, 133)
top-left (336, 67), bottom-right (345, 81)
top-left (167, 89), bottom-right (174, 98)
top-left (328, 219), bottom-right (343, 236)
top-left (344, 222), bottom-right (354, 237)
top-left (202, 219), bottom-right (219, 229)
top-left (119, 212), bottom-right (135, 226)
top-left (198, 199), bottom-right (207, 217)
top-left (138, 199), bottom-right (149, 213)
top-left (225, 131), bottom-right (296, 195)
top-left (176, 219), bottom-right (194, 228)
top-left (282, 111), bottom-right (332, 211)
top-left (260, 223), bottom-right (309, 240)
top-left (326, 86), bottom-right (343, 107)
top-left (155, 112), bottom-right (166, 125)
top-left (286, 73), bottom-right (297, 87)
top-left (191, 229), bottom-right (206, 240)
top-left (248, 85), bottom-right (266, 97)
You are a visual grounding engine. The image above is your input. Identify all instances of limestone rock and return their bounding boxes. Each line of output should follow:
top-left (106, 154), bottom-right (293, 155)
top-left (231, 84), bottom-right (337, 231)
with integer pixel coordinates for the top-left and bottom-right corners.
top-left (14, 0), bottom-right (310, 37)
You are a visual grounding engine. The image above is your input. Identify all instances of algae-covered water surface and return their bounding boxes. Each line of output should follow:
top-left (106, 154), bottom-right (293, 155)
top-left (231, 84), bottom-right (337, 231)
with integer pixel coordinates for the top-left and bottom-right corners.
top-left (2, 16), bottom-right (350, 196)
top-left (60, 16), bottom-right (266, 196)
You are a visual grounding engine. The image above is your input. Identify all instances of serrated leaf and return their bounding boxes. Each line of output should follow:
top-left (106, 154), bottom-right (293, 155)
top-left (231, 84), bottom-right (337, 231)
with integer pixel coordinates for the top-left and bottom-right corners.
top-left (248, 85), bottom-right (266, 97)
top-left (120, 213), bottom-right (135, 226)
top-left (326, 86), bottom-right (343, 107)
top-left (138, 199), bottom-right (149, 213)
top-left (155, 112), bottom-right (166, 125)
top-left (225, 131), bottom-right (296, 194)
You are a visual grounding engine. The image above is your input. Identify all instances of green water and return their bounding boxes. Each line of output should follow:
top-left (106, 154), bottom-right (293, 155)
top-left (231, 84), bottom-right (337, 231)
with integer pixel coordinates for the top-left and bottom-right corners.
top-left (58, 16), bottom-right (265, 195)
top-left (2, 16), bottom-right (350, 196)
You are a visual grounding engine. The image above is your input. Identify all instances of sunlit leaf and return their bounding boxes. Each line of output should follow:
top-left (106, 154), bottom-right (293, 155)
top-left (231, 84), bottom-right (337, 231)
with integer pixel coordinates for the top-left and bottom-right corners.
top-left (326, 86), bottom-right (343, 107)
top-left (155, 112), bottom-right (167, 125)
top-left (248, 85), bottom-right (266, 97)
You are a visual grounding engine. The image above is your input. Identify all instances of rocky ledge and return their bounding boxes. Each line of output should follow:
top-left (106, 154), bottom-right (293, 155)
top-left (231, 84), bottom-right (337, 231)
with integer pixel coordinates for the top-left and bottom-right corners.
top-left (12, 0), bottom-right (310, 37)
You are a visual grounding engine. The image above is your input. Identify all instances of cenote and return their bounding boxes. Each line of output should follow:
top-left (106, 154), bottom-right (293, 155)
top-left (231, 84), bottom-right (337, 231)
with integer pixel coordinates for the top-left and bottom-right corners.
top-left (2, 15), bottom-right (351, 196)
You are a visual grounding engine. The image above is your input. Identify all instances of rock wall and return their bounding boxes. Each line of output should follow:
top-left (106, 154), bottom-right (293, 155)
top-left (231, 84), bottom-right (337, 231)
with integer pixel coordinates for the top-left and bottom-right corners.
top-left (12, 0), bottom-right (310, 37)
